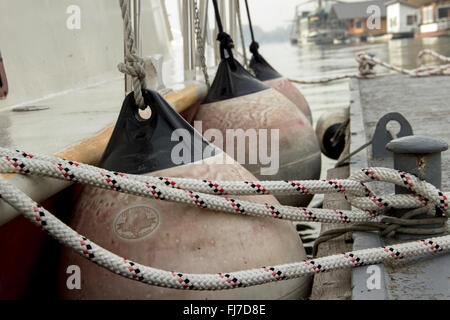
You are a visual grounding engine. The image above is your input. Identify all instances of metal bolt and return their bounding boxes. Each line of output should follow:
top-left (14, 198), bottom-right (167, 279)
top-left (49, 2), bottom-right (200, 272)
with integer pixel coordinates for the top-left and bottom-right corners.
top-left (386, 135), bottom-right (448, 194)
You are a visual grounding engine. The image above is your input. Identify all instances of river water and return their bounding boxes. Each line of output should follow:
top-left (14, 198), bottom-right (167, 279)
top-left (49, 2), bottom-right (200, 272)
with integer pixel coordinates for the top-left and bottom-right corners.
top-left (258, 37), bottom-right (450, 255)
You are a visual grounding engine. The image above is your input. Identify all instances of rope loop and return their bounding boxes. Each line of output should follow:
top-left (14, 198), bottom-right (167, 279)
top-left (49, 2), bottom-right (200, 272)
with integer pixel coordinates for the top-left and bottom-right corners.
top-left (290, 50), bottom-right (449, 84)
top-left (118, 53), bottom-right (146, 80)
top-left (0, 147), bottom-right (449, 290)
top-left (0, 148), bottom-right (450, 290)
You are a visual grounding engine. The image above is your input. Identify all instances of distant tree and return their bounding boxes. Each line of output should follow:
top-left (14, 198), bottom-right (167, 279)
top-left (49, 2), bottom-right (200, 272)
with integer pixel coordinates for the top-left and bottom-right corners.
top-left (237, 25), bottom-right (290, 45)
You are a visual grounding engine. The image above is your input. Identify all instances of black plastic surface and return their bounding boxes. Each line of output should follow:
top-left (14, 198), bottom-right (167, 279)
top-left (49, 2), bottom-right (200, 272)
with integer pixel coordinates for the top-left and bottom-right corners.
top-left (202, 57), bottom-right (269, 104)
top-left (249, 51), bottom-right (282, 82)
top-left (322, 123), bottom-right (346, 160)
top-left (100, 89), bottom-right (214, 174)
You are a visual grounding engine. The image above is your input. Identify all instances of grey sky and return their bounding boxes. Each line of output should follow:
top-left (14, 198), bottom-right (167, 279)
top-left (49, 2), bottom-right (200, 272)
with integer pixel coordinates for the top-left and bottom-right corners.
top-left (165, 0), bottom-right (320, 33)
top-left (244, 0), bottom-right (307, 31)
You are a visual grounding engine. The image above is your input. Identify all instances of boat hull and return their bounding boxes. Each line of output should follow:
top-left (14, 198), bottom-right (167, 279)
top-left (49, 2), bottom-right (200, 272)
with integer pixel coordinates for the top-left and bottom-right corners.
top-left (59, 153), bottom-right (310, 299)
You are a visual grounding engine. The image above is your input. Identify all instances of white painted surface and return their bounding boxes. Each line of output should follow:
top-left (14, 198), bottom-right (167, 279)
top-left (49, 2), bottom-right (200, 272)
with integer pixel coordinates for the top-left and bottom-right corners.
top-left (386, 2), bottom-right (419, 34)
top-left (420, 22), bottom-right (439, 33)
top-left (0, 0), bottom-right (173, 109)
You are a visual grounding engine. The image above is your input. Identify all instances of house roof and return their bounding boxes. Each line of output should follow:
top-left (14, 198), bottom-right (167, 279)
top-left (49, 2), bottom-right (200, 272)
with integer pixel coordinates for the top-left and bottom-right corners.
top-left (331, 0), bottom-right (390, 20)
top-left (385, 0), bottom-right (419, 8)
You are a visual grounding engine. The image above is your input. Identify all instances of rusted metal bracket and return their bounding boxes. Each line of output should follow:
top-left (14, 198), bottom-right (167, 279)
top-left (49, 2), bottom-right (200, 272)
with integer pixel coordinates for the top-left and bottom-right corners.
top-left (372, 112), bottom-right (413, 158)
top-left (0, 50), bottom-right (8, 99)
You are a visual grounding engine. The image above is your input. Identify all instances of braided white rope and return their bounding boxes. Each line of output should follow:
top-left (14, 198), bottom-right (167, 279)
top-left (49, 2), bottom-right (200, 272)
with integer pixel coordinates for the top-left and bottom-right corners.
top-left (417, 49), bottom-right (450, 67)
top-left (356, 52), bottom-right (450, 77)
top-left (1, 148), bottom-right (448, 224)
top-left (0, 160), bottom-right (449, 290)
top-left (289, 50), bottom-right (450, 84)
top-left (117, 0), bottom-right (147, 110)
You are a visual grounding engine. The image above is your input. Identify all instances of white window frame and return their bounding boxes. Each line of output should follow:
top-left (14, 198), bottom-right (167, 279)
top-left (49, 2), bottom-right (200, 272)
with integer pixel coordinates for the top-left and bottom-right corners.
top-left (423, 5), bottom-right (434, 24)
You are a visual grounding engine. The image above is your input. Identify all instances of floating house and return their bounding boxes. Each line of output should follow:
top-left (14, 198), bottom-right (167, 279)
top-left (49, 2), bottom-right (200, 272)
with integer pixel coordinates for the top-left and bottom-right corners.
top-left (416, 0), bottom-right (450, 37)
top-left (385, 0), bottom-right (420, 38)
top-left (329, 0), bottom-right (390, 41)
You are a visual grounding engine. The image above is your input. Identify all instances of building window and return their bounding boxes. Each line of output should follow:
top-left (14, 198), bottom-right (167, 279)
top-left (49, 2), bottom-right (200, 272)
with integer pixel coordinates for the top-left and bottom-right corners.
top-left (437, 6), bottom-right (450, 19)
top-left (423, 6), bottom-right (434, 23)
top-left (356, 20), bottom-right (362, 28)
top-left (406, 15), bottom-right (417, 25)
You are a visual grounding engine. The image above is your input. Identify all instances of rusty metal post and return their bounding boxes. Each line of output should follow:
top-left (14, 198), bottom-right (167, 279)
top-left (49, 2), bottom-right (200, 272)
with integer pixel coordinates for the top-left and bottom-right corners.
top-left (386, 135), bottom-right (448, 238)
top-left (386, 135), bottom-right (448, 194)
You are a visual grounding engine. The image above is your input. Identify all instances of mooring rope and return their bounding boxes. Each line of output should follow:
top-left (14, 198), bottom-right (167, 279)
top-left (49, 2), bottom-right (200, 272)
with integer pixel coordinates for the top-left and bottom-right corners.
top-left (313, 206), bottom-right (448, 256)
top-left (1, 148), bottom-right (449, 223)
top-left (0, 147), bottom-right (449, 290)
top-left (417, 49), bottom-right (450, 66)
top-left (289, 50), bottom-right (450, 85)
top-left (1, 2), bottom-right (448, 290)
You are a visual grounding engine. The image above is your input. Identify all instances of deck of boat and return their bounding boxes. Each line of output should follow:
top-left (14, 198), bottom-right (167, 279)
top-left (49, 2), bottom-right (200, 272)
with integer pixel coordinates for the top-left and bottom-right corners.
top-left (312, 74), bottom-right (450, 299)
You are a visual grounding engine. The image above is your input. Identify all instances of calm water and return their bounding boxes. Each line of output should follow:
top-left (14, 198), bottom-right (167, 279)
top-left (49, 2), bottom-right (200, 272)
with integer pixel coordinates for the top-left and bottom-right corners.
top-left (259, 37), bottom-right (450, 255)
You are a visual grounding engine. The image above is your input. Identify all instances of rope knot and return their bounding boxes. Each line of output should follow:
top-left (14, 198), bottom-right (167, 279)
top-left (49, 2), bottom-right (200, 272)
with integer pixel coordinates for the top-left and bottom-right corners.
top-left (356, 52), bottom-right (376, 78)
top-left (118, 53), bottom-right (146, 80)
top-left (118, 0), bottom-right (147, 110)
top-left (117, 53), bottom-right (147, 109)
top-left (217, 32), bottom-right (234, 60)
top-left (249, 41), bottom-right (259, 55)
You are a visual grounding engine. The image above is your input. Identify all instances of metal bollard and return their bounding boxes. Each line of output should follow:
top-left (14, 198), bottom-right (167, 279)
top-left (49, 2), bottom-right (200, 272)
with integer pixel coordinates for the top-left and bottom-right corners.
top-left (386, 135), bottom-right (448, 194)
top-left (386, 135), bottom-right (448, 237)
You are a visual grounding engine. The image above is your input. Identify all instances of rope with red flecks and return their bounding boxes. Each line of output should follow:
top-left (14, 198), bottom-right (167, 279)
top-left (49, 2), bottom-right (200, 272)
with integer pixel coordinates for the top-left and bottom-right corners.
top-left (1, 148), bottom-right (448, 223)
top-left (0, 147), bottom-right (449, 290)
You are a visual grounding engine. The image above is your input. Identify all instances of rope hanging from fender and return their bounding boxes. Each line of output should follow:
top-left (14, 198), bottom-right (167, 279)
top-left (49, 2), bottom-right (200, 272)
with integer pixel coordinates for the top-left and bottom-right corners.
top-left (117, 0), bottom-right (148, 110)
top-left (243, 0), bottom-right (263, 63)
top-left (235, 0), bottom-right (249, 69)
top-left (0, 147), bottom-right (449, 290)
top-left (212, 0), bottom-right (235, 64)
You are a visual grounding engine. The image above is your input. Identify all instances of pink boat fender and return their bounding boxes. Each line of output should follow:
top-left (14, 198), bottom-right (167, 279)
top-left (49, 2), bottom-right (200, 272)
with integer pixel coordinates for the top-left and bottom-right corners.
top-left (194, 31), bottom-right (320, 207)
top-left (248, 42), bottom-right (312, 124)
top-left (59, 89), bottom-right (311, 299)
top-left (242, 1), bottom-right (312, 123)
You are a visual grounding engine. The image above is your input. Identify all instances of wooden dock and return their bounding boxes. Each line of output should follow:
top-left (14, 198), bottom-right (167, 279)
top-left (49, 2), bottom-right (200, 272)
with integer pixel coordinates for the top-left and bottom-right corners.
top-left (311, 74), bottom-right (450, 299)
